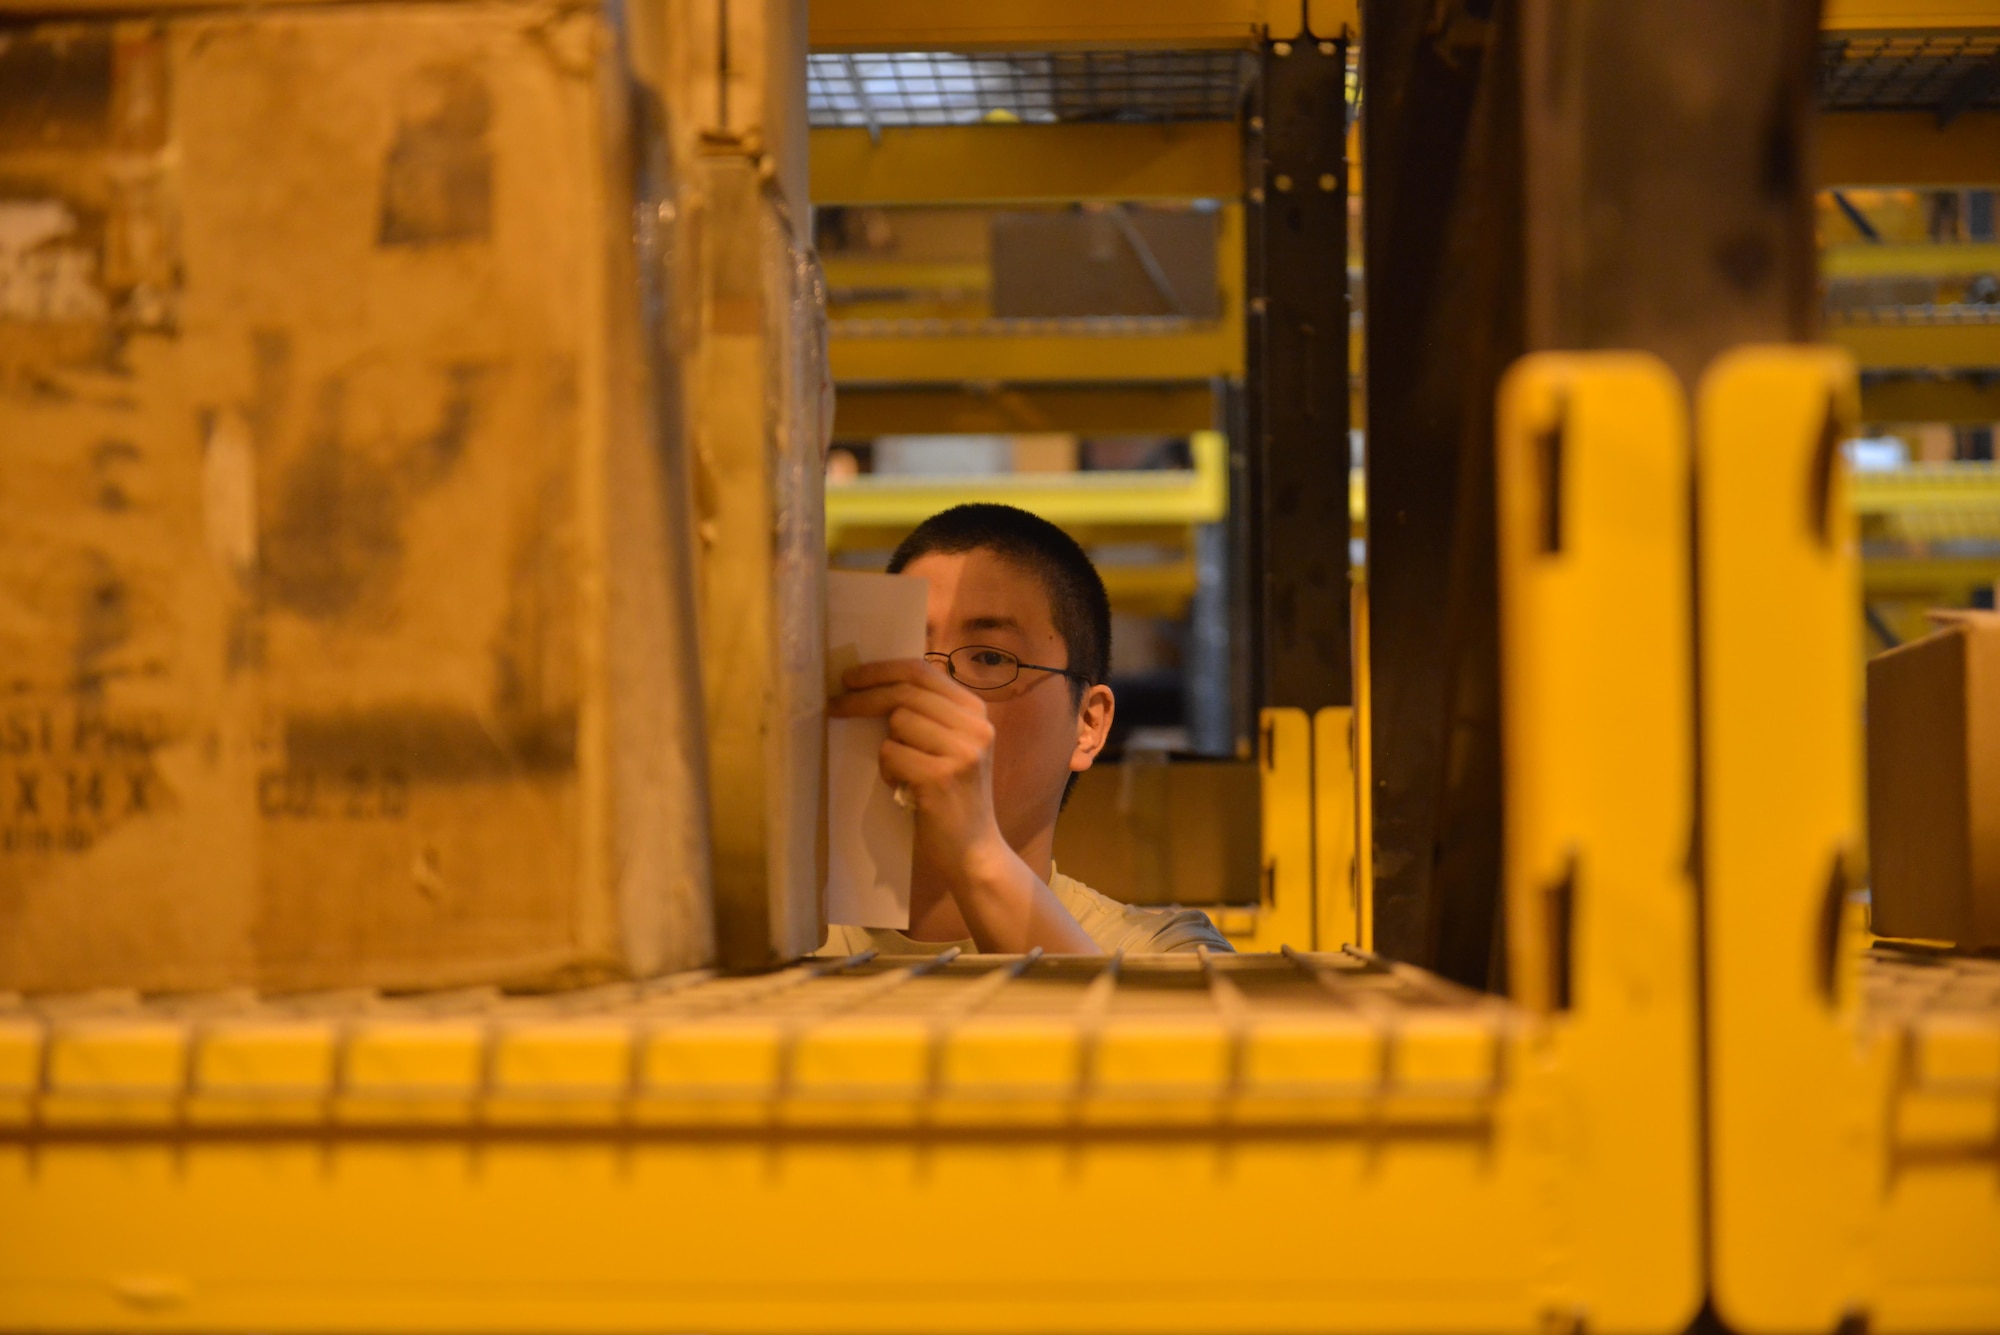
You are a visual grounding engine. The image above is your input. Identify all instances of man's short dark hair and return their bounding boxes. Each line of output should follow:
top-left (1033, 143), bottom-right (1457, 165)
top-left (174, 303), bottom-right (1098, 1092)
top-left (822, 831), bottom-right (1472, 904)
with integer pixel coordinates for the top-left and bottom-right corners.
top-left (887, 503), bottom-right (1111, 710)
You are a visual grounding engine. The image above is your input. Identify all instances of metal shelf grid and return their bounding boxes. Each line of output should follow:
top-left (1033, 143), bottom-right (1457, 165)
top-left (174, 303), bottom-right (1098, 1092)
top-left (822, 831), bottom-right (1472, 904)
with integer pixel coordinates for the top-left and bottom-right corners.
top-left (0, 351), bottom-right (1717, 1335)
top-left (1820, 30), bottom-right (2000, 113)
top-left (0, 941), bottom-right (1711, 1335)
top-left (1864, 945), bottom-right (2000, 1024)
top-left (807, 37), bottom-right (2000, 130)
top-left (1833, 301), bottom-right (2000, 325)
top-left (1857, 946), bottom-right (2000, 1280)
top-left (1852, 460), bottom-right (2000, 541)
top-left (0, 950), bottom-right (1517, 1133)
top-left (1827, 299), bottom-right (2000, 369)
top-left (806, 50), bottom-right (1253, 129)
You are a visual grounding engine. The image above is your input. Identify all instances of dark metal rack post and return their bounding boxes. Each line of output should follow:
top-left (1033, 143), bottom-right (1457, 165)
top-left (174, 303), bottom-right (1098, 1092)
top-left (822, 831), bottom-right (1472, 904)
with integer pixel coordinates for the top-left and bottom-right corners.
top-left (1243, 25), bottom-right (1353, 718)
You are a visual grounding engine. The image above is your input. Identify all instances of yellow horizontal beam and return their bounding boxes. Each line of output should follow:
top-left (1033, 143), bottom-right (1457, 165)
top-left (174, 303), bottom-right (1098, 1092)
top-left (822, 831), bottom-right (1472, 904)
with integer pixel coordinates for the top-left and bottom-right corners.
top-left (1851, 461), bottom-right (2000, 510)
top-left (3, 0), bottom-right (1962, 34)
top-left (833, 205), bottom-right (1244, 383)
top-left (834, 522), bottom-right (1199, 554)
top-left (1097, 558), bottom-right (1201, 617)
top-left (1820, 112), bottom-right (2000, 186)
top-left (811, 123), bottom-right (1242, 205)
top-left (834, 548), bottom-right (1200, 614)
top-left (1862, 555), bottom-right (2000, 595)
top-left (828, 296), bottom-right (993, 321)
top-left (1830, 317), bottom-right (2000, 368)
top-left (1860, 375), bottom-right (2000, 422)
top-left (1823, 242), bottom-right (2000, 278)
top-left (826, 430), bottom-right (1228, 546)
top-left (1823, 0), bottom-right (2000, 27)
top-left (834, 383), bottom-right (1217, 436)
top-left (808, 0), bottom-right (1353, 52)
top-left (1341, 462), bottom-right (1985, 535)
top-left (810, 113), bottom-right (1946, 208)
top-left (821, 257), bottom-right (990, 291)
top-left (830, 319), bottom-right (1241, 381)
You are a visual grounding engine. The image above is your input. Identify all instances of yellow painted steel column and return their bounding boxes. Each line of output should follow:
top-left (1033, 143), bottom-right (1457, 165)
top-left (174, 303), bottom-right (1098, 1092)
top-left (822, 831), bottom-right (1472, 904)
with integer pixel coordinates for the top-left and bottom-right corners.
top-left (1352, 577), bottom-right (1373, 950)
top-left (1699, 346), bottom-right (2000, 1334)
top-left (1233, 706), bottom-right (1314, 952)
top-left (1495, 353), bottom-right (1702, 1331)
top-left (1312, 707), bottom-right (1359, 950)
top-left (1698, 347), bottom-right (1878, 1333)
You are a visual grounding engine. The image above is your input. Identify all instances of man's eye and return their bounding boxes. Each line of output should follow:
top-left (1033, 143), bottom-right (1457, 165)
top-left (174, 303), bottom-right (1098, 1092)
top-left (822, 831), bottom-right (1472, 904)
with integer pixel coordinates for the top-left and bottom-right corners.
top-left (968, 649), bottom-right (1012, 668)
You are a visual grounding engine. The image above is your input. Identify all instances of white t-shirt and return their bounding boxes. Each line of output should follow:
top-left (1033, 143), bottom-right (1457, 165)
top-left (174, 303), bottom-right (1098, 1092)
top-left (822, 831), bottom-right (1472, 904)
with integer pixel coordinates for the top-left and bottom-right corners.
top-left (818, 865), bottom-right (1234, 956)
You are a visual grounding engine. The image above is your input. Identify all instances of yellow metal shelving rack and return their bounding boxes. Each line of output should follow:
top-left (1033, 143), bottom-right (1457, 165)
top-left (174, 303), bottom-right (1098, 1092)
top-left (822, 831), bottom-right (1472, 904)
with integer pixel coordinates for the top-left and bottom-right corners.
top-left (827, 428), bottom-right (1231, 618)
top-left (2, 344), bottom-right (1995, 1333)
top-left (1, 353), bottom-right (1704, 1335)
top-left (1701, 349), bottom-right (2000, 1334)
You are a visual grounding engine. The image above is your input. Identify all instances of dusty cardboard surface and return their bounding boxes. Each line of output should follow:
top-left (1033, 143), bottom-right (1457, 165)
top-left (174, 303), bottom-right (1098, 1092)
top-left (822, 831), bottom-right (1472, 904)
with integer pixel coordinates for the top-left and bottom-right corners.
top-left (0, 5), bottom-right (712, 991)
top-left (1053, 757), bottom-right (1261, 907)
top-left (1973, 620), bottom-right (2000, 946)
top-left (691, 155), bottom-right (827, 968)
top-left (1866, 613), bottom-right (2000, 949)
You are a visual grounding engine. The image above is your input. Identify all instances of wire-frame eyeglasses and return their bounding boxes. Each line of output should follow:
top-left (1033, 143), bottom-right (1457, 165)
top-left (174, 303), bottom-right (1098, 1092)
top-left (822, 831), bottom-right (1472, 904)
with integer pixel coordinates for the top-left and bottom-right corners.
top-left (925, 645), bottom-right (1093, 692)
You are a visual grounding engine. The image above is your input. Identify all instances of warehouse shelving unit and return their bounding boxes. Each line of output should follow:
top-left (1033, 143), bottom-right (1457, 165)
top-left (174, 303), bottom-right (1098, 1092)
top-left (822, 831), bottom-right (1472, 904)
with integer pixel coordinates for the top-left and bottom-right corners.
top-left (808, 1), bottom-right (2000, 879)
top-left (0, 945), bottom-right (1681, 1334)
top-left (0, 351), bottom-right (1994, 1335)
top-left (808, 0), bottom-right (2000, 439)
top-left (4, 4), bottom-right (2000, 1334)
top-left (827, 430), bottom-right (1230, 616)
top-left (0, 349), bottom-right (1710, 1334)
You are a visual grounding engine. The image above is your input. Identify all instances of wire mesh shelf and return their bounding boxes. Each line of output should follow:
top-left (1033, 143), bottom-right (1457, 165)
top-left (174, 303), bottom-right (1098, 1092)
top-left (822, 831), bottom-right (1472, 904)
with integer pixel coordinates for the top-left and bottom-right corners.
top-left (807, 50), bottom-right (1253, 129)
top-left (806, 38), bottom-right (1994, 132)
top-left (1820, 30), bottom-right (2000, 115)
top-left (1865, 946), bottom-right (2000, 1021)
top-left (1828, 301), bottom-right (2000, 326)
top-left (0, 950), bottom-right (1512, 1131)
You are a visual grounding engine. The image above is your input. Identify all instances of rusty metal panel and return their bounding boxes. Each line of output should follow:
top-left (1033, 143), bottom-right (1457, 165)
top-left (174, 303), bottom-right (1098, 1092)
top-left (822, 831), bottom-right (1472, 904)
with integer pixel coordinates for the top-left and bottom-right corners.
top-left (1363, 0), bottom-right (1820, 986)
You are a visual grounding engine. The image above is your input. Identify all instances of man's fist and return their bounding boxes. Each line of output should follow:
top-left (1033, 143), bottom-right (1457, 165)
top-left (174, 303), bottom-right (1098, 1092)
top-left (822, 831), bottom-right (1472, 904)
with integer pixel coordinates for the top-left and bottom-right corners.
top-left (827, 658), bottom-right (1008, 874)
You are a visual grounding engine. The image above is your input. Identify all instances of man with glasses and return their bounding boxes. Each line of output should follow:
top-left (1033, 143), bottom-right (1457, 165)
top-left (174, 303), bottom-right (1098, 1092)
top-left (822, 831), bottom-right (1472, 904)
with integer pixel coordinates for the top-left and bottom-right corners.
top-left (826, 503), bottom-right (1232, 956)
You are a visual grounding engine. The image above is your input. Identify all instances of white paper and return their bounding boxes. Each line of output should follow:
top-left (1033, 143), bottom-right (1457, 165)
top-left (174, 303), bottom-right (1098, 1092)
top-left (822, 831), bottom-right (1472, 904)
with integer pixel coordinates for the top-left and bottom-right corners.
top-left (824, 571), bottom-right (929, 929)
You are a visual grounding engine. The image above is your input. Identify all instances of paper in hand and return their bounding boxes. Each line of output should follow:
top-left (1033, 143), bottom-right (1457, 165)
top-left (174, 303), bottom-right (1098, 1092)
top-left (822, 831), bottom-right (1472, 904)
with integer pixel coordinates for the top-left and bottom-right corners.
top-left (824, 570), bottom-right (929, 929)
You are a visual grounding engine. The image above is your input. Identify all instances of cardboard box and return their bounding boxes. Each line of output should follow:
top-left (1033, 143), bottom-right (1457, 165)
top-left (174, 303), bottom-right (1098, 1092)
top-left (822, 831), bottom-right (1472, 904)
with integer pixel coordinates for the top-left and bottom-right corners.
top-left (0, 5), bottom-right (715, 991)
top-left (1866, 611), bottom-right (2000, 948)
top-left (1052, 757), bottom-right (1260, 906)
top-left (684, 154), bottom-right (828, 969)
top-left (664, 0), bottom-right (829, 969)
top-left (991, 209), bottom-right (1220, 320)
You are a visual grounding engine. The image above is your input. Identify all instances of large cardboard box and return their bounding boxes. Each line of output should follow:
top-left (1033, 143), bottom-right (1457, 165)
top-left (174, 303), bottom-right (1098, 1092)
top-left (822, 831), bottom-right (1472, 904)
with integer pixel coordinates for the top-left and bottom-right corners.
top-left (0, 4), bottom-right (715, 991)
top-left (667, 0), bottom-right (829, 969)
top-left (1052, 758), bottom-right (1259, 906)
top-left (1866, 611), bottom-right (2000, 948)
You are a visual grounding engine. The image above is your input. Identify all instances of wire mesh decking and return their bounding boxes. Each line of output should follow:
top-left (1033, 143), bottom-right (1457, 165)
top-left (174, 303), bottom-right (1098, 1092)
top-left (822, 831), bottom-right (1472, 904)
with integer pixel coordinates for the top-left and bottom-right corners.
top-left (807, 50), bottom-right (1253, 129)
top-left (1821, 30), bottom-right (2000, 115)
top-left (0, 950), bottom-right (1518, 1133)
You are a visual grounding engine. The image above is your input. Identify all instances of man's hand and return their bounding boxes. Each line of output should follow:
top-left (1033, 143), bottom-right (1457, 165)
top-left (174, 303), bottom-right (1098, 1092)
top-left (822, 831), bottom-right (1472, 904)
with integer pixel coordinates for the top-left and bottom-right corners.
top-left (827, 656), bottom-right (1099, 955)
top-left (826, 658), bottom-right (1009, 875)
